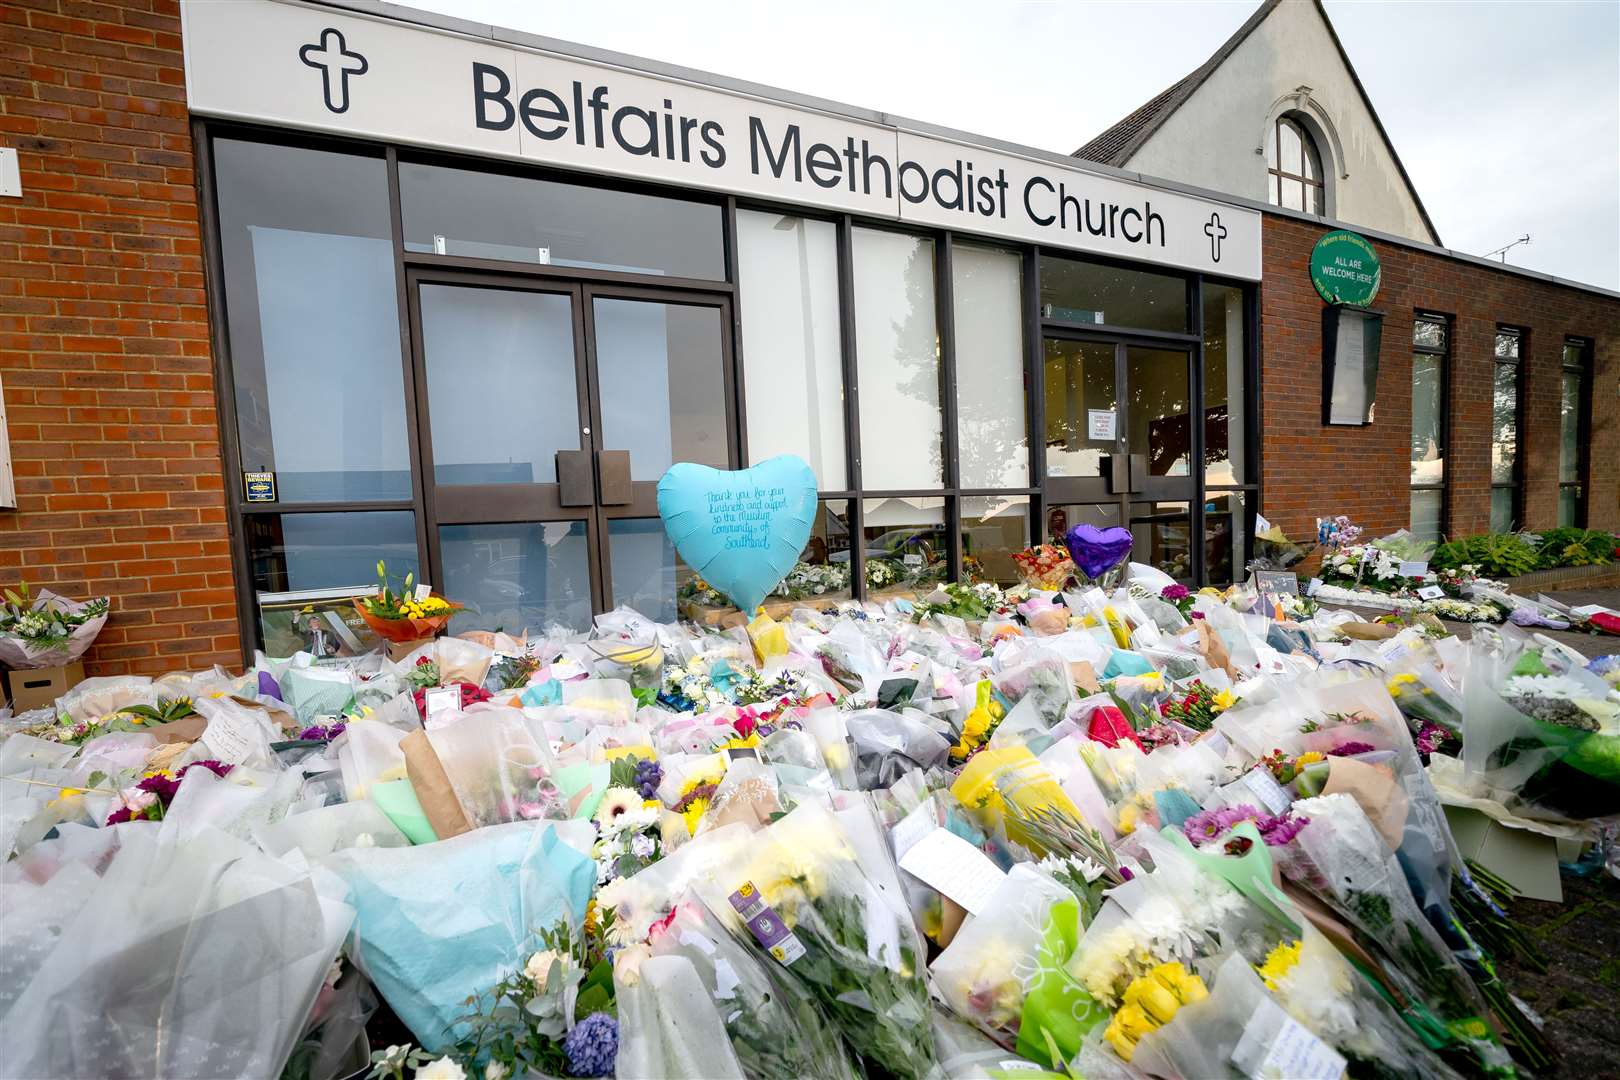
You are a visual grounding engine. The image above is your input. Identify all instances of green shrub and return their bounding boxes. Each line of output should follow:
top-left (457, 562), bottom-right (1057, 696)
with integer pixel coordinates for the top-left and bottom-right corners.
top-left (1432, 532), bottom-right (1540, 579)
top-left (1533, 527), bottom-right (1616, 569)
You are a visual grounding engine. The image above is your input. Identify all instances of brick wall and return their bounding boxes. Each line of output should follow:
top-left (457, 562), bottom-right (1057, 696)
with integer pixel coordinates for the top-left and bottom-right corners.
top-left (1260, 213), bottom-right (1619, 546)
top-left (0, 0), bottom-right (239, 677)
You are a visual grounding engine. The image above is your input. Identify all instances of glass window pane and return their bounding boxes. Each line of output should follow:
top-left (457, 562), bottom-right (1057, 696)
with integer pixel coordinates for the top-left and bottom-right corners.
top-left (1130, 500), bottom-right (1192, 582)
top-left (736, 211), bottom-right (846, 488)
top-left (1413, 318), bottom-right (1446, 349)
top-left (1202, 284), bottom-right (1246, 484)
top-left (1040, 255), bottom-right (1187, 331)
top-left (1265, 122), bottom-right (1279, 170)
top-left (1043, 339), bottom-right (1117, 478)
top-left (215, 139), bottom-right (409, 502)
top-left (953, 244), bottom-right (1029, 487)
top-left (1279, 178), bottom-right (1305, 212)
top-left (421, 286), bottom-right (578, 484)
top-left (852, 229), bottom-right (942, 489)
top-left (1491, 361), bottom-right (1518, 484)
top-left (609, 518), bottom-right (690, 623)
top-left (1495, 331), bottom-right (1520, 360)
top-left (962, 495), bottom-right (1030, 586)
top-left (441, 521), bottom-right (591, 635)
top-left (1560, 370), bottom-right (1582, 483)
top-left (1279, 119), bottom-right (1303, 172)
top-left (785, 500), bottom-right (852, 601)
top-left (1045, 503), bottom-right (1122, 544)
top-left (1203, 490), bottom-right (1249, 586)
top-left (862, 496), bottom-right (946, 592)
top-left (1490, 488), bottom-right (1515, 534)
top-left (1301, 132), bottom-right (1322, 183)
top-left (1127, 346), bottom-right (1191, 478)
top-left (1411, 352), bottom-right (1445, 485)
top-left (248, 511), bottom-right (417, 654)
top-left (594, 299), bottom-right (728, 481)
top-left (399, 162), bottom-right (724, 278)
top-left (1558, 486), bottom-right (1580, 527)
top-left (1410, 489), bottom-right (1442, 543)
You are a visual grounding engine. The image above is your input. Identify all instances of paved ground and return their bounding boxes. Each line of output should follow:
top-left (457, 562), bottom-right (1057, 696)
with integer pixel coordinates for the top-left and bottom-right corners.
top-left (1498, 870), bottom-right (1620, 1078)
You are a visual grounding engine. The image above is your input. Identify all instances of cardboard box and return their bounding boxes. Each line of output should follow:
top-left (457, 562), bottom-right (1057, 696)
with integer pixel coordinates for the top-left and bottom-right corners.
top-left (4, 662), bottom-right (85, 712)
top-left (1443, 805), bottom-right (1562, 903)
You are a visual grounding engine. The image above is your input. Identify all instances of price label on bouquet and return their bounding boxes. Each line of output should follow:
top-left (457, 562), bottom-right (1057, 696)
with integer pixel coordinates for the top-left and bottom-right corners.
top-left (730, 881), bottom-right (806, 965)
top-left (413, 583), bottom-right (433, 601)
top-left (1398, 560), bottom-right (1429, 578)
top-left (903, 553), bottom-right (923, 567)
top-left (1417, 585), bottom-right (1446, 600)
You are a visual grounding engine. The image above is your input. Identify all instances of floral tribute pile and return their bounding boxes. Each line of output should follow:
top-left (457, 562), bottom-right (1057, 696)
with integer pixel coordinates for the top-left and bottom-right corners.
top-left (3, 552), bottom-right (1618, 1080)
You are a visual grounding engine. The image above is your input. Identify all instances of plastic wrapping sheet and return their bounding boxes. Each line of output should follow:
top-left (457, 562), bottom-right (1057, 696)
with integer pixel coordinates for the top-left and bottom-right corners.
top-left (281, 665), bottom-right (358, 727)
top-left (931, 864), bottom-right (1072, 1045)
top-left (328, 821), bottom-right (594, 1050)
top-left (55, 675), bottom-right (155, 723)
top-left (845, 708), bottom-right (952, 790)
top-left (613, 951), bottom-right (746, 1080)
top-left (255, 795), bottom-right (410, 859)
top-left (279, 965), bottom-right (377, 1080)
top-left (191, 694), bottom-right (289, 769)
top-left (1461, 630), bottom-right (1620, 821)
top-left (337, 720), bottom-right (408, 803)
top-left (426, 707), bottom-right (555, 828)
top-left (1, 825), bottom-right (354, 1079)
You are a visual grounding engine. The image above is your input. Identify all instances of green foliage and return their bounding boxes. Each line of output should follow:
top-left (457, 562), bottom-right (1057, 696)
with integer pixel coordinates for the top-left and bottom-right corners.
top-left (1532, 527), bottom-right (1616, 569)
top-left (1431, 533), bottom-right (1540, 579)
top-left (121, 697), bottom-right (195, 725)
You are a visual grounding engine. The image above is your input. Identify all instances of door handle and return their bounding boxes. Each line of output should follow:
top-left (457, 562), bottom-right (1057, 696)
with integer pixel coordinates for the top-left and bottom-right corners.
top-left (557, 450), bottom-right (592, 507)
top-left (1128, 453), bottom-right (1149, 494)
top-left (1103, 453), bottom-right (1128, 495)
top-left (597, 450), bottom-right (632, 505)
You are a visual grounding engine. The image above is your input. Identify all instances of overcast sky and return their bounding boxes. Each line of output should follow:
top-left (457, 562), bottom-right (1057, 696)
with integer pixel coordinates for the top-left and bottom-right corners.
top-left (410, 0), bottom-right (1620, 290)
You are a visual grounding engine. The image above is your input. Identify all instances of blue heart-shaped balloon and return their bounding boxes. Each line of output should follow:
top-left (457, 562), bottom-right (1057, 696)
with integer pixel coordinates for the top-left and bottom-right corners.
top-left (656, 455), bottom-right (818, 613)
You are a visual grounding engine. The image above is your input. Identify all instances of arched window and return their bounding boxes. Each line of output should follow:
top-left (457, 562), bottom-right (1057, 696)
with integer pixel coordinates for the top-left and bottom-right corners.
top-left (1266, 115), bottom-right (1324, 213)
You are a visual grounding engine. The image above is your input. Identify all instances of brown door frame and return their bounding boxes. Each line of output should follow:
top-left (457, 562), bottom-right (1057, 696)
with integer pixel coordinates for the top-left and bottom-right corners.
top-left (405, 268), bottom-right (737, 619)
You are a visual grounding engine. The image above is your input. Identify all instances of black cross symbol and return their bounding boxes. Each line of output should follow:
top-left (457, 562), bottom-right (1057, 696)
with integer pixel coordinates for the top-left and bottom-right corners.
top-left (300, 28), bottom-right (368, 114)
top-left (1203, 212), bottom-right (1228, 263)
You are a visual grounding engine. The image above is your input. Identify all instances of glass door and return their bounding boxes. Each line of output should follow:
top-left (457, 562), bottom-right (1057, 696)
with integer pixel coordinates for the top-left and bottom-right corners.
top-left (1041, 335), bottom-right (1196, 582)
top-left (409, 271), bottom-right (734, 633)
top-left (584, 286), bottom-right (735, 622)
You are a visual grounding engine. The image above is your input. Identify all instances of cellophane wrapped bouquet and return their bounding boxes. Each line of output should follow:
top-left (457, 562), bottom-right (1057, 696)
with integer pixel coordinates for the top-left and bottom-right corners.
top-left (0, 583), bottom-right (110, 669)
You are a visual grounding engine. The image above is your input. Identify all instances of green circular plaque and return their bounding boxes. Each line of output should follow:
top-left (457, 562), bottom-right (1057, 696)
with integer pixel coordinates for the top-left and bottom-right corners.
top-left (1310, 229), bottom-right (1381, 306)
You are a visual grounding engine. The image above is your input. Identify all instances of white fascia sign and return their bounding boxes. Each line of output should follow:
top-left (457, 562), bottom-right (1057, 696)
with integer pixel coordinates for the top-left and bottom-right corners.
top-left (181, 0), bottom-right (1260, 280)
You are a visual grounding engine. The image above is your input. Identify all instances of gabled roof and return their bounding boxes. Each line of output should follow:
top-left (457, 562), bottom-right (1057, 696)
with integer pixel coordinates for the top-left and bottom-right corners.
top-left (1074, 0), bottom-right (1281, 167)
top-left (1072, 0), bottom-right (1442, 246)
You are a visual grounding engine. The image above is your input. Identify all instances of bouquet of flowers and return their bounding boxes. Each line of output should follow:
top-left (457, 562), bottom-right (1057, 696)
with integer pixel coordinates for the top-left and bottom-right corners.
top-left (1156, 679), bottom-right (1233, 732)
top-left (355, 562), bottom-right (463, 643)
top-left (699, 800), bottom-right (936, 1080)
top-left (1461, 631), bottom-right (1620, 820)
top-left (0, 584), bottom-right (110, 668)
top-left (1011, 544), bottom-right (1075, 590)
top-left (1246, 522), bottom-right (1312, 572)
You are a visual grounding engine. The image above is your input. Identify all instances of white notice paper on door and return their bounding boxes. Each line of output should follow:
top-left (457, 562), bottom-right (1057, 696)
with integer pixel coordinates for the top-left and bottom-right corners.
top-left (1087, 409), bottom-right (1117, 440)
top-left (898, 828), bottom-right (1006, 915)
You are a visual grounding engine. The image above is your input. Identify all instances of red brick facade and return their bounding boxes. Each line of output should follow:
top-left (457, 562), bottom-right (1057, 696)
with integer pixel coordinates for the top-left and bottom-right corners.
top-left (0, 3), bottom-right (1616, 682)
top-left (1260, 213), bottom-right (1618, 545)
top-left (0, 0), bottom-right (239, 676)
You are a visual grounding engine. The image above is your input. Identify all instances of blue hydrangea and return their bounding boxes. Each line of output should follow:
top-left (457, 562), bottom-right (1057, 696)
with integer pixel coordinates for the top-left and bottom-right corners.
top-left (563, 1011), bottom-right (618, 1077)
top-left (632, 758), bottom-right (662, 801)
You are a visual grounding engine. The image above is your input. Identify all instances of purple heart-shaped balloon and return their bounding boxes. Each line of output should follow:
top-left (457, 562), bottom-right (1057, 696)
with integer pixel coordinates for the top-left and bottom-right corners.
top-left (1065, 523), bottom-right (1133, 581)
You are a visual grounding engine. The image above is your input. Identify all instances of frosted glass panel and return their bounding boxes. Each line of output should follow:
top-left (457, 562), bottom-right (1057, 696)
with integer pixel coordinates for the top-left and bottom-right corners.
top-left (1410, 489), bottom-right (1442, 542)
top-left (594, 300), bottom-right (727, 481)
top-left (952, 245), bottom-right (1027, 487)
top-left (736, 211), bottom-right (845, 488)
top-left (1410, 353), bottom-right (1444, 486)
top-left (853, 229), bottom-right (941, 489)
top-left (1202, 284), bottom-right (1246, 485)
top-left (421, 286), bottom-right (579, 485)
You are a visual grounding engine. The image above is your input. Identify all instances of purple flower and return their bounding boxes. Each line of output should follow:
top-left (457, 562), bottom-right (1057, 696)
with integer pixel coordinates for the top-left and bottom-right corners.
top-left (1257, 813), bottom-right (1309, 846)
top-left (1183, 804), bottom-right (1261, 845)
top-left (136, 773), bottom-right (180, 801)
top-left (1326, 740), bottom-right (1376, 757)
top-left (1190, 610), bottom-right (1206, 620)
top-left (563, 1011), bottom-right (618, 1077)
top-left (182, 759), bottom-right (235, 779)
top-left (1161, 584), bottom-right (1191, 602)
top-left (632, 758), bottom-right (663, 801)
top-left (298, 723), bottom-right (346, 742)
top-left (1415, 722), bottom-right (1449, 755)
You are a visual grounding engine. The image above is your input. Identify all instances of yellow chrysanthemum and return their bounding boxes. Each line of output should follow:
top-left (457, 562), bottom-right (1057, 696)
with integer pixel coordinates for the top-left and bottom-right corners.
top-left (1256, 939), bottom-right (1303, 990)
top-left (1295, 751), bottom-right (1325, 767)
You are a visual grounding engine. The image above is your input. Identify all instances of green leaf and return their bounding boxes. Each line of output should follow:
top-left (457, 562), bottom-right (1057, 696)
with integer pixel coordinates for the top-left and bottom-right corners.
top-left (86, 770), bottom-right (106, 788)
